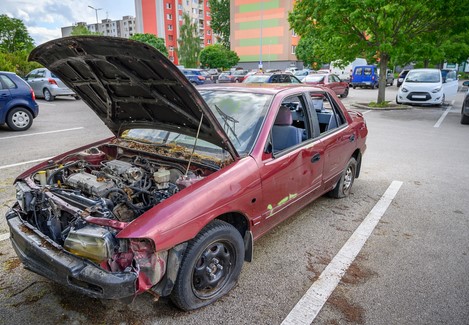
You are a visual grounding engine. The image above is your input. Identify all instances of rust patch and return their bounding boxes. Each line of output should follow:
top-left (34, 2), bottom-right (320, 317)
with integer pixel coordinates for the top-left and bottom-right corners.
top-left (328, 295), bottom-right (364, 324)
top-left (341, 261), bottom-right (376, 285)
top-left (3, 257), bottom-right (21, 271)
top-left (306, 252), bottom-right (319, 282)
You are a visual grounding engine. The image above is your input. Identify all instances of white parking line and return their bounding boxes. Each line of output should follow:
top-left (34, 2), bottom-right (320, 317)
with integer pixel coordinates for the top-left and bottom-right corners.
top-left (0, 233), bottom-right (10, 242)
top-left (0, 157), bottom-right (54, 170)
top-left (434, 106), bottom-right (452, 128)
top-left (0, 127), bottom-right (84, 140)
top-left (281, 180), bottom-right (403, 325)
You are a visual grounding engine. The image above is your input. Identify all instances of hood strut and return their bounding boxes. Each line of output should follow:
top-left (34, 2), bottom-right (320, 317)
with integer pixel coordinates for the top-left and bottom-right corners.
top-left (185, 113), bottom-right (204, 176)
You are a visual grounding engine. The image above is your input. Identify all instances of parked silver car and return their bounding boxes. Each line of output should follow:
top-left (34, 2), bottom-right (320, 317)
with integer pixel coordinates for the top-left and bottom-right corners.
top-left (25, 68), bottom-right (78, 101)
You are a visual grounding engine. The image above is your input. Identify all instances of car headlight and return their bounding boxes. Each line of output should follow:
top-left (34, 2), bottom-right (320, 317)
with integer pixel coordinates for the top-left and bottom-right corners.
top-left (64, 225), bottom-right (117, 263)
top-left (401, 87), bottom-right (409, 92)
top-left (431, 87), bottom-right (442, 93)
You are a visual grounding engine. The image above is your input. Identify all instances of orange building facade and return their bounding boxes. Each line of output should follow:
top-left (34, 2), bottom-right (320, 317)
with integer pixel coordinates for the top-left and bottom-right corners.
top-left (135, 0), bottom-right (214, 65)
top-left (231, 0), bottom-right (300, 70)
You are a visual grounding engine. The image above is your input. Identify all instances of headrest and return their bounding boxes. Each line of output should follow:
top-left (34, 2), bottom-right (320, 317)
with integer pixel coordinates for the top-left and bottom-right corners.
top-left (275, 105), bottom-right (293, 126)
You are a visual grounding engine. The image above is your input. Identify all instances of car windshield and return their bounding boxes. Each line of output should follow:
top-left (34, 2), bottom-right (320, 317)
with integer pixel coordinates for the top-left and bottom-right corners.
top-left (304, 75), bottom-right (325, 83)
top-left (406, 70), bottom-right (440, 83)
top-left (243, 75), bottom-right (270, 83)
top-left (121, 90), bottom-right (273, 157)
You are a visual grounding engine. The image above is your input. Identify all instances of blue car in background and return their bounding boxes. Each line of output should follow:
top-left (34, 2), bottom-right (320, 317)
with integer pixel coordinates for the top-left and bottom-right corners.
top-left (0, 71), bottom-right (39, 131)
top-left (350, 65), bottom-right (379, 89)
top-left (180, 69), bottom-right (207, 85)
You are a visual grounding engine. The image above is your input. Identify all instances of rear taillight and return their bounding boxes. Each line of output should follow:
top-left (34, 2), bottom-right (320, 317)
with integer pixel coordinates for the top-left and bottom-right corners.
top-left (48, 78), bottom-right (58, 85)
top-left (197, 76), bottom-right (205, 80)
top-left (30, 88), bottom-right (36, 100)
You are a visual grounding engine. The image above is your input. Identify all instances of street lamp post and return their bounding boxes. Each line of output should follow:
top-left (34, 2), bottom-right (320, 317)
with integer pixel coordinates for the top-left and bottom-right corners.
top-left (88, 5), bottom-right (102, 24)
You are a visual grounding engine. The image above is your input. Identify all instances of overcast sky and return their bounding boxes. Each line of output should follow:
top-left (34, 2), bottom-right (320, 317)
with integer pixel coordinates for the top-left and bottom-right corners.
top-left (1, 0), bottom-right (135, 45)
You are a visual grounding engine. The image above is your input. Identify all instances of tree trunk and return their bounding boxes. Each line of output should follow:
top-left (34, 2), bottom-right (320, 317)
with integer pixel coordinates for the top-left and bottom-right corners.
top-left (377, 54), bottom-right (389, 104)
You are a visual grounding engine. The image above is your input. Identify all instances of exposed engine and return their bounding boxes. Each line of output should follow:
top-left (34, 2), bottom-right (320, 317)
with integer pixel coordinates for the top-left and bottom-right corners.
top-left (15, 146), bottom-right (206, 263)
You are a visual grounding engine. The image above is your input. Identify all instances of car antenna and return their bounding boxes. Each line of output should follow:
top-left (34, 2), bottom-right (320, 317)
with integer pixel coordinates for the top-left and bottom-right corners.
top-left (185, 113), bottom-right (204, 176)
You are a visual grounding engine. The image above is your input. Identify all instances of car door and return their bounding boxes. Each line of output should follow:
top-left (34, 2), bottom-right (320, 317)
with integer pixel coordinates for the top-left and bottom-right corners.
top-left (0, 76), bottom-right (12, 114)
top-left (329, 74), bottom-right (343, 95)
top-left (314, 91), bottom-right (356, 190)
top-left (255, 93), bottom-right (325, 235)
top-left (442, 70), bottom-right (458, 99)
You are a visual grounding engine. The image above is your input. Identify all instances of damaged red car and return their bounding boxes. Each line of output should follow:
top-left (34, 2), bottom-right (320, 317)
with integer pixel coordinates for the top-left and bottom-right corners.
top-left (6, 36), bottom-right (367, 310)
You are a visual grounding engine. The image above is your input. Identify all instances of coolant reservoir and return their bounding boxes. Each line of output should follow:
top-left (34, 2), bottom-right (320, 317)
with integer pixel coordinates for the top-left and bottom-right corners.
top-left (154, 168), bottom-right (170, 189)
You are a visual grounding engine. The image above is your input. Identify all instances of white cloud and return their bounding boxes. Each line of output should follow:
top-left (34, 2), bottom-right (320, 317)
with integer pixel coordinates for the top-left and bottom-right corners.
top-left (1, 0), bottom-right (135, 45)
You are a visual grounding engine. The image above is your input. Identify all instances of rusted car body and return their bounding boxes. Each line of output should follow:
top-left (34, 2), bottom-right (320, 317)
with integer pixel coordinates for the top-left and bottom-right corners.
top-left (6, 36), bottom-right (367, 310)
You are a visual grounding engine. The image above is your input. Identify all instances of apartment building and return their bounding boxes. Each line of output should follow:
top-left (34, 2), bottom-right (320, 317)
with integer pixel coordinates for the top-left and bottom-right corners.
top-left (61, 16), bottom-right (136, 39)
top-left (231, 0), bottom-right (300, 70)
top-left (135, 0), bottom-right (214, 64)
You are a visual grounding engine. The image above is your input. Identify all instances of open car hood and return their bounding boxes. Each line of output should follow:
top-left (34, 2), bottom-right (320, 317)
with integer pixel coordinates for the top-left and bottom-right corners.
top-left (29, 36), bottom-right (238, 159)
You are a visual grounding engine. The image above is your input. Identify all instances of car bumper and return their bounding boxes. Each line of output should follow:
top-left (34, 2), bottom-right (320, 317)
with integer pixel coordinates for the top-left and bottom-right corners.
top-left (50, 87), bottom-right (76, 97)
top-left (397, 91), bottom-right (443, 105)
top-left (6, 210), bottom-right (138, 300)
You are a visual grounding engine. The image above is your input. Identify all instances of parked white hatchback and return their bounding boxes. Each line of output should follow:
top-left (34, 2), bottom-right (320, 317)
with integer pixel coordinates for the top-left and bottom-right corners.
top-left (396, 68), bottom-right (458, 105)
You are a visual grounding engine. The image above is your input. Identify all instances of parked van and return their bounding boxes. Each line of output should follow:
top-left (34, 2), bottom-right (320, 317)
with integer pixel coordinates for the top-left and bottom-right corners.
top-left (396, 68), bottom-right (458, 105)
top-left (350, 65), bottom-right (379, 89)
top-left (330, 58), bottom-right (367, 82)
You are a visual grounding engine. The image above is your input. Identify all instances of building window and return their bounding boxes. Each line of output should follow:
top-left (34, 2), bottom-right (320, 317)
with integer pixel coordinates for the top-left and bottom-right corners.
top-left (207, 39), bottom-right (211, 44)
top-left (179, 15), bottom-right (182, 21)
top-left (167, 14), bottom-right (172, 20)
top-left (207, 30), bottom-right (211, 35)
top-left (168, 25), bottom-right (173, 31)
top-left (291, 45), bottom-right (296, 54)
top-left (166, 3), bottom-right (172, 9)
top-left (169, 46), bottom-right (174, 51)
top-left (292, 30), bottom-right (297, 37)
top-left (206, 11), bottom-right (210, 17)
top-left (178, 4), bottom-right (182, 10)
top-left (168, 35), bottom-right (173, 41)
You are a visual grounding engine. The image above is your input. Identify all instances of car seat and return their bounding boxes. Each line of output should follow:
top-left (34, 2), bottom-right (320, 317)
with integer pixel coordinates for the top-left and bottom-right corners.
top-left (272, 105), bottom-right (303, 152)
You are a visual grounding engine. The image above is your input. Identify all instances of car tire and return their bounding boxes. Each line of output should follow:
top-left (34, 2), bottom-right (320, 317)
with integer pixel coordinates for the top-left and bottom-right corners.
top-left (43, 88), bottom-right (54, 101)
top-left (352, 85), bottom-right (356, 89)
top-left (328, 157), bottom-right (357, 198)
top-left (461, 111), bottom-right (469, 125)
top-left (6, 107), bottom-right (33, 131)
top-left (341, 87), bottom-right (349, 98)
top-left (170, 220), bottom-right (244, 311)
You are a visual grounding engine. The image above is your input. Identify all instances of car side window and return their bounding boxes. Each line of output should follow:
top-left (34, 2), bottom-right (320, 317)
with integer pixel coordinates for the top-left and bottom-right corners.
top-left (0, 75), bottom-right (17, 89)
top-left (310, 92), bottom-right (346, 134)
top-left (269, 94), bottom-right (311, 154)
top-left (446, 71), bottom-right (456, 81)
top-left (36, 70), bottom-right (45, 78)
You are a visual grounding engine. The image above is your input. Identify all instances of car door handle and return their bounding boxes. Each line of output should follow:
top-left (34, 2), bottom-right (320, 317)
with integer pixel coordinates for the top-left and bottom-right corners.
top-left (311, 153), bottom-right (321, 163)
top-left (0, 93), bottom-right (8, 98)
top-left (349, 134), bottom-right (355, 142)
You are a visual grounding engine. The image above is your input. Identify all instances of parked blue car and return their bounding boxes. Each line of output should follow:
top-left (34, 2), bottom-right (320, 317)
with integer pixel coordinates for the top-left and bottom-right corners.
top-left (0, 71), bottom-right (39, 131)
top-left (180, 69), bottom-right (207, 85)
top-left (350, 65), bottom-right (379, 89)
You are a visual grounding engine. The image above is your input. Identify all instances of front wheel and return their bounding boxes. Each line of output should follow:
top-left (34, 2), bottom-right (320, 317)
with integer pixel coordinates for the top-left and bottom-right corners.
top-left (170, 220), bottom-right (244, 310)
top-left (329, 157), bottom-right (357, 198)
top-left (396, 95), bottom-right (401, 104)
top-left (6, 107), bottom-right (33, 131)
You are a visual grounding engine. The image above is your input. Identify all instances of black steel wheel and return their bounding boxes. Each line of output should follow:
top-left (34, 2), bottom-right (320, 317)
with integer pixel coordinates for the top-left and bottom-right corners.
top-left (329, 157), bottom-right (357, 198)
top-left (170, 220), bottom-right (244, 310)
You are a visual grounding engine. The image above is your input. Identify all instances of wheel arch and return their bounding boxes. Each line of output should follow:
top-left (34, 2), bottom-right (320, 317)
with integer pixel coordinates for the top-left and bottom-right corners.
top-left (215, 212), bottom-right (252, 262)
top-left (7, 104), bottom-right (36, 119)
top-left (351, 149), bottom-right (362, 178)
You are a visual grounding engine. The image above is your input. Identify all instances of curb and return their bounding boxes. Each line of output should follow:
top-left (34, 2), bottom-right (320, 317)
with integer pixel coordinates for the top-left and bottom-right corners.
top-left (351, 103), bottom-right (411, 110)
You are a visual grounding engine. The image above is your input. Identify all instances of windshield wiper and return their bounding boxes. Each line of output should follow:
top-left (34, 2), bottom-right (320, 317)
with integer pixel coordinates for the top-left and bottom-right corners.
top-left (214, 104), bottom-right (241, 145)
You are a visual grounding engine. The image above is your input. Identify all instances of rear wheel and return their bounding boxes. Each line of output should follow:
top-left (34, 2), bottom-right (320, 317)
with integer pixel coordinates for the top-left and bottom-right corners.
top-left (329, 158), bottom-right (357, 198)
top-left (170, 220), bottom-right (244, 310)
top-left (43, 88), bottom-right (54, 101)
top-left (341, 87), bottom-right (349, 98)
top-left (6, 107), bottom-right (33, 131)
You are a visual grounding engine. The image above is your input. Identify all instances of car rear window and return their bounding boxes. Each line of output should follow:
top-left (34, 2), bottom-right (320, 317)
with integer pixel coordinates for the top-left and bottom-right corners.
top-left (0, 75), bottom-right (17, 89)
top-left (364, 68), bottom-right (372, 75)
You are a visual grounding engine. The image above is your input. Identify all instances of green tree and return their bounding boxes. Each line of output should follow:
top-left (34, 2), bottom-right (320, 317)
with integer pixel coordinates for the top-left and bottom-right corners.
top-left (0, 50), bottom-right (41, 76)
top-left (0, 14), bottom-right (34, 52)
top-left (208, 0), bottom-right (230, 48)
top-left (178, 13), bottom-right (202, 68)
top-left (130, 33), bottom-right (168, 56)
top-left (289, 0), bottom-right (469, 103)
top-left (200, 44), bottom-right (239, 69)
top-left (70, 25), bottom-right (101, 36)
